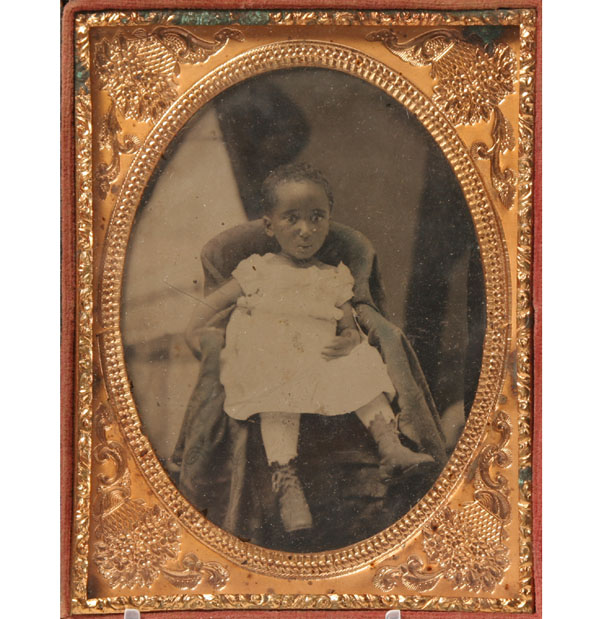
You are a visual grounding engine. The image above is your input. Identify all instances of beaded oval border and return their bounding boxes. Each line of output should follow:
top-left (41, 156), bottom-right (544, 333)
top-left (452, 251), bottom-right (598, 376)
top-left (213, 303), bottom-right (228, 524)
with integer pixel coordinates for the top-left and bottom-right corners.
top-left (98, 41), bottom-right (510, 579)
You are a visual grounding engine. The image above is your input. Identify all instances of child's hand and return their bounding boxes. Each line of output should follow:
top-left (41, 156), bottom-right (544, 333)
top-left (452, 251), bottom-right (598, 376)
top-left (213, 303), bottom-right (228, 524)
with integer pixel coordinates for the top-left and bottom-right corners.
top-left (322, 329), bottom-right (360, 360)
top-left (185, 326), bottom-right (225, 360)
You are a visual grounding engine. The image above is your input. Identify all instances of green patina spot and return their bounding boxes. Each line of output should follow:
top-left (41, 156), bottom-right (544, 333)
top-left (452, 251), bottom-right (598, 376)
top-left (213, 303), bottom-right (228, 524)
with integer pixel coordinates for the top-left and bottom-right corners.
top-left (454, 9), bottom-right (510, 24)
top-left (238, 11), bottom-right (271, 26)
top-left (124, 8), bottom-right (512, 29)
top-left (518, 466), bottom-right (532, 487)
top-left (176, 10), bottom-right (233, 26)
top-left (74, 59), bottom-right (89, 94)
top-left (465, 25), bottom-right (506, 46)
top-left (138, 11), bottom-right (169, 24)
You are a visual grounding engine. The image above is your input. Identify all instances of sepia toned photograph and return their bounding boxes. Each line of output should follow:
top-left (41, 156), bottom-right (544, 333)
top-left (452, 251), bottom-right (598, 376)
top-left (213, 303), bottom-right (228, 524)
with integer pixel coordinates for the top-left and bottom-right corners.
top-left (121, 66), bottom-right (486, 553)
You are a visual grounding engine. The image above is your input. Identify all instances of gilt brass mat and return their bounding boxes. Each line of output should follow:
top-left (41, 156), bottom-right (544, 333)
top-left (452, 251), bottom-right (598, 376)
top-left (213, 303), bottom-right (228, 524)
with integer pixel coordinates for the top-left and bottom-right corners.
top-left (68, 7), bottom-right (536, 614)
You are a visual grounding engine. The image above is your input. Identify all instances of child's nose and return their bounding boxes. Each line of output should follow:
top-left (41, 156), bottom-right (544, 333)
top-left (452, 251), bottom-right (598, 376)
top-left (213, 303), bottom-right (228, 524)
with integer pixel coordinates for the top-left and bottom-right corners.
top-left (297, 220), bottom-right (311, 236)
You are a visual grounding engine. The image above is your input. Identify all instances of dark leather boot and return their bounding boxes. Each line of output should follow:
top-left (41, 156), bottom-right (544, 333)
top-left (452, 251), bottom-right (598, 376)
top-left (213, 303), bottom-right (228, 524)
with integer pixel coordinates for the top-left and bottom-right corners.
top-left (368, 412), bottom-right (436, 481)
top-left (270, 460), bottom-right (313, 533)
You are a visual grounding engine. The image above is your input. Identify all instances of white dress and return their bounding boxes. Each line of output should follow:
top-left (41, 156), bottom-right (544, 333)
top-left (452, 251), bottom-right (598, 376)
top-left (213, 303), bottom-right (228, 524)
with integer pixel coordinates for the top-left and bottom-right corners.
top-left (220, 253), bottom-right (395, 420)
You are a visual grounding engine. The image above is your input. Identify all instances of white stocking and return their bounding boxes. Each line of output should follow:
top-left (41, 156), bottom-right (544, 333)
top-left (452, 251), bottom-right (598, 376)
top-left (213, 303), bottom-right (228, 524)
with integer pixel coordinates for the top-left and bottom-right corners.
top-left (260, 412), bottom-right (301, 465)
top-left (355, 393), bottom-right (396, 429)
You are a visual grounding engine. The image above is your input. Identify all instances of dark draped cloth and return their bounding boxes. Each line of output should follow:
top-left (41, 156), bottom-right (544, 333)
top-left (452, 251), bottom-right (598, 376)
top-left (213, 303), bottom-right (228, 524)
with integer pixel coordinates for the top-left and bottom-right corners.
top-left (170, 220), bottom-right (447, 552)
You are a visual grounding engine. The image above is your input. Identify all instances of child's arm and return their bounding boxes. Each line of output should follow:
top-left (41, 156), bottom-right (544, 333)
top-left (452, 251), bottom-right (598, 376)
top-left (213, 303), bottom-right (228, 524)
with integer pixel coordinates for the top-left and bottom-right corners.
top-left (322, 301), bottom-right (361, 360)
top-left (185, 279), bottom-right (243, 353)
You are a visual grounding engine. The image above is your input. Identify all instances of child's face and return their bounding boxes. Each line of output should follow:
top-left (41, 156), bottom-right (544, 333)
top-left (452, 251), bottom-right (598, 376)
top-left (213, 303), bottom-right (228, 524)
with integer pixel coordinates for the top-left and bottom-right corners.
top-left (264, 180), bottom-right (331, 262)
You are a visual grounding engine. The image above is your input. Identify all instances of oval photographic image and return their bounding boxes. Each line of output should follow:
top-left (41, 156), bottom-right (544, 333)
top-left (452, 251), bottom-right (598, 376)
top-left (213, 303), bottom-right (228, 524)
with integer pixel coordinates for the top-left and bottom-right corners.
top-left (121, 67), bottom-right (486, 554)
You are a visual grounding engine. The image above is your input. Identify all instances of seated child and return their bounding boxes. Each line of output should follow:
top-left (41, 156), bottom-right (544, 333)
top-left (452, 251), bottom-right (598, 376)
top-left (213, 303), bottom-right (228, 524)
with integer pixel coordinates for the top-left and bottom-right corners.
top-left (185, 163), bottom-right (434, 534)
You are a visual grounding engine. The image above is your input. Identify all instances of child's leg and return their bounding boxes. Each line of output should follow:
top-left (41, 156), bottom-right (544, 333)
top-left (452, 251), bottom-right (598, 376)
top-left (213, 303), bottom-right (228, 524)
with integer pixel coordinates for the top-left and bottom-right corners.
top-left (260, 412), bottom-right (313, 532)
top-left (260, 411), bottom-right (300, 465)
top-left (355, 394), bottom-right (435, 478)
top-left (354, 393), bottom-right (397, 428)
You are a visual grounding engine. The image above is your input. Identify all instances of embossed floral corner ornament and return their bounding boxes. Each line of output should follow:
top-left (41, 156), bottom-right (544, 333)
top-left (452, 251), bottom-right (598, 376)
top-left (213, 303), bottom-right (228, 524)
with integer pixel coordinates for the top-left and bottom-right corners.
top-left (92, 404), bottom-right (229, 591)
top-left (94, 25), bottom-right (244, 198)
top-left (374, 410), bottom-right (512, 594)
top-left (367, 28), bottom-right (517, 208)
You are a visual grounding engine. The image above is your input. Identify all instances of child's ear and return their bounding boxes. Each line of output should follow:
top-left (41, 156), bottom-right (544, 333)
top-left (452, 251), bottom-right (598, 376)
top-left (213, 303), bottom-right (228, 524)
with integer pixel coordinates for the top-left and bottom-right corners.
top-left (263, 215), bottom-right (275, 237)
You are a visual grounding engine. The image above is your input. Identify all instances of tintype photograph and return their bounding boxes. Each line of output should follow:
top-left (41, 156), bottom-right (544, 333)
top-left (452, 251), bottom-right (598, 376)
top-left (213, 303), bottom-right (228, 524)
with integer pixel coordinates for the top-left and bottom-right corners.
top-left (121, 67), bottom-right (485, 553)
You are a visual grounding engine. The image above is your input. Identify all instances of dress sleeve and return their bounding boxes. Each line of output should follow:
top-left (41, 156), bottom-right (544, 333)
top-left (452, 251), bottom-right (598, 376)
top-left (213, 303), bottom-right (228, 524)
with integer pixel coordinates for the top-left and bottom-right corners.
top-left (231, 254), bottom-right (263, 295)
top-left (334, 262), bottom-right (355, 306)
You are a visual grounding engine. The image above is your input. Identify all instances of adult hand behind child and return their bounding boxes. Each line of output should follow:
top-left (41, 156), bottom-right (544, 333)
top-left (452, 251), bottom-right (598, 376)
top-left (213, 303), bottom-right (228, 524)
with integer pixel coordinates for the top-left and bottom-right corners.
top-left (321, 329), bottom-right (360, 360)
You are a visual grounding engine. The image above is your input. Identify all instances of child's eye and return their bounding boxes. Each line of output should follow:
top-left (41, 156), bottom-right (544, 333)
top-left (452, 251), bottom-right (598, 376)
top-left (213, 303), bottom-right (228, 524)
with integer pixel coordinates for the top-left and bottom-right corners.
top-left (311, 213), bottom-right (324, 223)
top-left (287, 214), bottom-right (298, 224)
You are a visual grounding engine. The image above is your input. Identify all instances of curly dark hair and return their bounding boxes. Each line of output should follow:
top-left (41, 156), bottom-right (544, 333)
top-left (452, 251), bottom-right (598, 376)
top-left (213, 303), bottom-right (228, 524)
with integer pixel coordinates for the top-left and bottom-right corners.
top-left (262, 162), bottom-right (334, 214)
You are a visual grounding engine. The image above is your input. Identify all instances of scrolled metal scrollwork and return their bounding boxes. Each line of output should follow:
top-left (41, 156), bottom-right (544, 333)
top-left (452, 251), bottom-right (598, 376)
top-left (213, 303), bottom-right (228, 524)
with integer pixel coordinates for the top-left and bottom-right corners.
top-left (367, 28), bottom-right (517, 208)
top-left (93, 25), bottom-right (243, 197)
top-left (516, 9), bottom-right (537, 607)
top-left (91, 403), bottom-right (228, 590)
top-left (374, 409), bottom-right (513, 594)
top-left (94, 26), bottom-right (243, 123)
top-left (161, 553), bottom-right (230, 590)
top-left (96, 103), bottom-right (142, 199)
